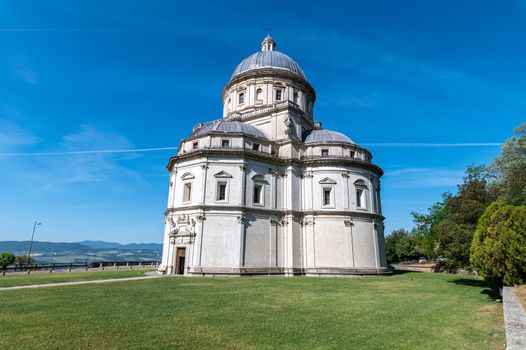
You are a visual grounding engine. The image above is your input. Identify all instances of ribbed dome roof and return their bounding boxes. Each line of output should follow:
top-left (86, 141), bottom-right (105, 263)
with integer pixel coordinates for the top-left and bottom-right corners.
top-left (231, 35), bottom-right (306, 80)
top-left (304, 129), bottom-right (355, 144)
top-left (193, 120), bottom-right (268, 140)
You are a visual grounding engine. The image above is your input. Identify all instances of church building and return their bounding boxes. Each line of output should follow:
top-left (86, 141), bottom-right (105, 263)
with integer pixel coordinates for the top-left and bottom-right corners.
top-left (159, 36), bottom-right (390, 276)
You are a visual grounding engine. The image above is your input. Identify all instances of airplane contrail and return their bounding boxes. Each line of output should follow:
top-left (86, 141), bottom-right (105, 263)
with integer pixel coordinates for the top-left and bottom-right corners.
top-left (0, 143), bottom-right (502, 157)
top-left (362, 143), bottom-right (502, 147)
top-left (0, 147), bottom-right (179, 157)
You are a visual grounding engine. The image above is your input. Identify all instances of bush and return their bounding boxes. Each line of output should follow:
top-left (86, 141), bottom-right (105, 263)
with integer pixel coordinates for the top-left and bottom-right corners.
top-left (470, 201), bottom-right (526, 287)
top-left (0, 252), bottom-right (16, 275)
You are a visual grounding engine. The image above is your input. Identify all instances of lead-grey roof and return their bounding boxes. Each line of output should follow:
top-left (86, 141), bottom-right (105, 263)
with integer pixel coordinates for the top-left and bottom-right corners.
top-left (231, 51), bottom-right (306, 80)
top-left (304, 129), bottom-right (355, 144)
top-left (193, 120), bottom-right (268, 140)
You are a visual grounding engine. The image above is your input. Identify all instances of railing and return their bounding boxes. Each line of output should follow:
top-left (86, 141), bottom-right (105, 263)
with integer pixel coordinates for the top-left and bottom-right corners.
top-left (1, 261), bottom-right (160, 275)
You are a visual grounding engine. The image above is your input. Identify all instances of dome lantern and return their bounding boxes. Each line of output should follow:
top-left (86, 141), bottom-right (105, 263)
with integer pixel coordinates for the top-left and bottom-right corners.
top-left (261, 34), bottom-right (276, 51)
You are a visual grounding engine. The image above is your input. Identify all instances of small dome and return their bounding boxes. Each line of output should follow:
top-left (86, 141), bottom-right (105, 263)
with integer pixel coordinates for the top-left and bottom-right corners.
top-left (193, 120), bottom-right (268, 140)
top-left (231, 36), bottom-right (306, 80)
top-left (304, 129), bottom-right (355, 144)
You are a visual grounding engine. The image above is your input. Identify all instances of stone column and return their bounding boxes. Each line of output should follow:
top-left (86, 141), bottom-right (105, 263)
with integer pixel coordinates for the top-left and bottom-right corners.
top-left (344, 219), bottom-right (355, 268)
top-left (303, 218), bottom-right (316, 268)
top-left (193, 215), bottom-right (205, 268)
top-left (342, 172), bottom-right (350, 210)
top-left (269, 168), bottom-right (277, 209)
top-left (270, 219), bottom-right (279, 267)
top-left (367, 176), bottom-right (375, 213)
top-left (376, 185), bottom-right (382, 215)
top-left (238, 215), bottom-right (246, 267)
top-left (239, 163), bottom-right (246, 206)
top-left (373, 220), bottom-right (380, 268)
top-left (200, 163), bottom-right (208, 205)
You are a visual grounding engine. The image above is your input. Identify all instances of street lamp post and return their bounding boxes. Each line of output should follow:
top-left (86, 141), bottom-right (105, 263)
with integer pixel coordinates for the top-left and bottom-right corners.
top-left (27, 221), bottom-right (42, 270)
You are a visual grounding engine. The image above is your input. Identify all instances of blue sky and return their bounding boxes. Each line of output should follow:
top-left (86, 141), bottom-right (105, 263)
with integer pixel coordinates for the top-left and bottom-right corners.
top-left (0, 1), bottom-right (525, 243)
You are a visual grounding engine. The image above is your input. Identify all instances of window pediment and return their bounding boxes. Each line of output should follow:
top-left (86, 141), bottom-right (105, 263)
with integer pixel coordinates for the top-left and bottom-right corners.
top-left (319, 177), bottom-right (337, 185)
top-left (354, 179), bottom-right (367, 187)
top-left (181, 172), bottom-right (195, 181)
top-left (214, 171), bottom-right (233, 178)
top-left (252, 174), bottom-right (269, 184)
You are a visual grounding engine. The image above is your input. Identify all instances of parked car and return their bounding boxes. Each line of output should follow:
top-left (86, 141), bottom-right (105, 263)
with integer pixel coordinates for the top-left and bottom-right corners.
top-left (436, 255), bottom-right (446, 262)
top-left (418, 257), bottom-right (428, 264)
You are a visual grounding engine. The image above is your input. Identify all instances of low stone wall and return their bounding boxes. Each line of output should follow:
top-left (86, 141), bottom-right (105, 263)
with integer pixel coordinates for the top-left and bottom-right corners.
top-left (503, 286), bottom-right (526, 349)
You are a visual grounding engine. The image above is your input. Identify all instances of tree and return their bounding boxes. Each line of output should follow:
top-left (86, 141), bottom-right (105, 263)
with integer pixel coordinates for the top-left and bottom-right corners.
top-left (14, 255), bottom-right (33, 267)
top-left (385, 229), bottom-right (418, 263)
top-left (491, 122), bottom-right (526, 205)
top-left (0, 252), bottom-right (16, 275)
top-left (470, 201), bottom-right (526, 287)
top-left (411, 196), bottom-right (450, 260)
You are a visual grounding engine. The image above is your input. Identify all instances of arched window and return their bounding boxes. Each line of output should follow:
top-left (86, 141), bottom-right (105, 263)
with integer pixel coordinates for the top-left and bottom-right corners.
top-left (256, 88), bottom-right (263, 102)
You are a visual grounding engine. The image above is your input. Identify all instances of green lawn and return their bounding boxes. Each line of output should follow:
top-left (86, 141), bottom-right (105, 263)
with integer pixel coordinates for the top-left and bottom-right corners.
top-left (0, 272), bottom-right (503, 349)
top-left (0, 269), bottom-right (153, 287)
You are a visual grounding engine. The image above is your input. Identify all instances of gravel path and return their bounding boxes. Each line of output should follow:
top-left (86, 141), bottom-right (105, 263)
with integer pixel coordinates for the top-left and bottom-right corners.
top-left (0, 275), bottom-right (161, 292)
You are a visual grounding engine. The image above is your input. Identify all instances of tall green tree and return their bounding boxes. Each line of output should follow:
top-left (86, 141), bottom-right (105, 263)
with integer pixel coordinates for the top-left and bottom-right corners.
top-left (470, 201), bottom-right (526, 287)
top-left (385, 229), bottom-right (418, 263)
top-left (491, 122), bottom-right (526, 205)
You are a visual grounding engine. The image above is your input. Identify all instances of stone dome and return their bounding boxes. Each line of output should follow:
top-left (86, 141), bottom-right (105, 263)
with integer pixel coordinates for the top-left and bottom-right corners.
top-left (304, 129), bottom-right (355, 144)
top-left (193, 120), bottom-right (268, 140)
top-left (230, 35), bottom-right (306, 80)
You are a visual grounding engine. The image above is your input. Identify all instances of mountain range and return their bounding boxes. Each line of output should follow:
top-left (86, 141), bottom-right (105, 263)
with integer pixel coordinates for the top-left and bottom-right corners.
top-left (0, 240), bottom-right (162, 263)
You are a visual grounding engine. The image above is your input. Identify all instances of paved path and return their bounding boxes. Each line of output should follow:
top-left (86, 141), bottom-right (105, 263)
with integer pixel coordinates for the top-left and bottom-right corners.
top-left (503, 286), bottom-right (526, 349)
top-left (0, 275), bottom-right (161, 292)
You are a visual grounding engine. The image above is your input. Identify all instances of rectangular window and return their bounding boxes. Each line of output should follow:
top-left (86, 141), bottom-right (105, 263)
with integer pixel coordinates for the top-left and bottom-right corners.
top-left (293, 90), bottom-right (299, 104)
top-left (253, 184), bottom-right (263, 205)
top-left (221, 139), bottom-right (230, 148)
top-left (192, 142), bottom-right (199, 149)
top-left (183, 183), bottom-right (192, 202)
top-left (216, 182), bottom-right (227, 201)
top-left (239, 92), bottom-right (245, 105)
top-left (252, 143), bottom-right (260, 151)
top-left (323, 188), bottom-right (332, 206)
top-left (356, 188), bottom-right (366, 209)
top-left (350, 151), bottom-right (355, 158)
top-left (321, 149), bottom-right (329, 157)
top-left (275, 89), bottom-right (282, 101)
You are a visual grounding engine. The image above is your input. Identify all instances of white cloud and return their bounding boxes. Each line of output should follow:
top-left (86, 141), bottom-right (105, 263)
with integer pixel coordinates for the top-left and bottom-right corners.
top-left (8, 56), bottom-right (39, 85)
top-left (383, 167), bottom-right (464, 188)
top-left (9, 124), bottom-right (148, 192)
top-left (0, 119), bottom-right (39, 152)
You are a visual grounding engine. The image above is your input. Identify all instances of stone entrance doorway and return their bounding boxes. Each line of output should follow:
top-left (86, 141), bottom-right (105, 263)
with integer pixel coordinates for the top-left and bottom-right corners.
top-left (175, 247), bottom-right (186, 275)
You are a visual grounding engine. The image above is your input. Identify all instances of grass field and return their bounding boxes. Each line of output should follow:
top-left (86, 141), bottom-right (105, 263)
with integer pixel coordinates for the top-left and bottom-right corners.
top-left (0, 272), bottom-right (503, 349)
top-left (0, 269), bottom-right (153, 287)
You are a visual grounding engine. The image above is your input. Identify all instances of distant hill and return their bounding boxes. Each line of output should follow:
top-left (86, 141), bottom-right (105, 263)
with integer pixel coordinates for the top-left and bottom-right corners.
top-left (0, 240), bottom-right (162, 263)
top-left (0, 241), bottom-right (87, 253)
top-left (79, 240), bottom-right (162, 250)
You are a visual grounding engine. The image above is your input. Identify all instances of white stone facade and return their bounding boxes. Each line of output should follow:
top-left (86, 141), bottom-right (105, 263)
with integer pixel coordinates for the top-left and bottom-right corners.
top-left (159, 36), bottom-right (390, 276)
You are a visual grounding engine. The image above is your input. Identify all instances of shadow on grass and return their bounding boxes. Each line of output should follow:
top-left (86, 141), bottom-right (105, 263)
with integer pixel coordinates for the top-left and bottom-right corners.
top-left (391, 269), bottom-right (422, 276)
top-left (449, 278), bottom-right (501, 301)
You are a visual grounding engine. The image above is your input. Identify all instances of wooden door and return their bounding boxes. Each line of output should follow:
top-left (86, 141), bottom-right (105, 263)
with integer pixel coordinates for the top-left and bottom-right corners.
top-left (176, 247), bottom-right (186, 275)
